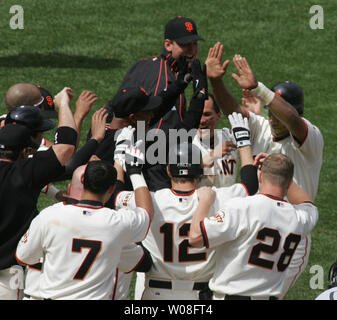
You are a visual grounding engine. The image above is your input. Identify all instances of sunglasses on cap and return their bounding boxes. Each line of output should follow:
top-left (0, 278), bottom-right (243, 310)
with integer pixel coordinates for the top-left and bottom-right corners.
top-left (33, 96), bottom-right (45, 108)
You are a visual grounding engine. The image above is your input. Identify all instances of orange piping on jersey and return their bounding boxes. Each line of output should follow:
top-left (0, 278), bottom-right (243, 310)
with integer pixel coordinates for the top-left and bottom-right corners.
top-left (200, 220), bottom-right (209, 249)
top-left (170, 189), bottom-right (195, 196)
top-left (125, 251), bottom-right (146, 274)
top-left (114, 190), bottom-right (124, 209)
top-left (297, 118), bottom-right (309, 149)
top-left (28, 263), bottom-right (42, 271)
top-left (44, 183), bottom-right (50, 194)
top-left (239, 182), bottom-right (249, 196)
top-left (258, 193), bottom-right (288, 202)
top-left (155, 118), bottom-right (163, 133)
top-left (179, 94), bottom-right (183, 122)
top-left (154, 59), bottom-right (163, 97)
top-left (112, 268), bottom-right (119, 300)
top-left (155, 58), bottom-right (168, 132)
top-left (164, 59), bottom-right (168, 88)
top-left (15, 253), bottom-right (30, 266)
top-left (282, 235), bottom-right (309, 299)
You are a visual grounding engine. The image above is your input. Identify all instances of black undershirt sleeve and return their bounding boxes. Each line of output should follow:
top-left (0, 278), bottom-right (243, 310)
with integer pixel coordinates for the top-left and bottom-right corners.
top-left (134, 243), bottom-right (153, 272)
top-left (240, 164), bottom-right (259, 195)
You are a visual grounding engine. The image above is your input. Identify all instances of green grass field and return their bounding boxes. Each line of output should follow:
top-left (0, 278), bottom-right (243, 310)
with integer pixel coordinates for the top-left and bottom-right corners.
top-left (1, 0), bottom-right (337, 300)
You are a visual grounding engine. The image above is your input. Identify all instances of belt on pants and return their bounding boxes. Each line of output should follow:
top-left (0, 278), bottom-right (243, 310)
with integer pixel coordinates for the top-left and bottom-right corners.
top-left (149, 279), bottom-right (208, 291)
top-left (224, 294), bottom-right (278, 300)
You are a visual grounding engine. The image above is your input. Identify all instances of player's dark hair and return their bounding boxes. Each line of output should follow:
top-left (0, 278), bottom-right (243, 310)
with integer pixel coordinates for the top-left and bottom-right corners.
top-left (170, 176), bottom-right (200, 184)
top-left (208, 93), bottom-right (220, 113)
top-left (261, 153), bottom-right (294, 189)
top-left (83, 160), bottom-right (117, 195)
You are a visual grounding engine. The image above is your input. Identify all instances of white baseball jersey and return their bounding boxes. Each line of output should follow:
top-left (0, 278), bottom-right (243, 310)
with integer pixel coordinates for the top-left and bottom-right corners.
top-left (249, 112), bottom-right (323, 200)
top-left (115, 184), bottom-right (249, 287)
top-left (248, 111), bottom-right (323, 297)
top-left (193, 128), bottom-right (239, 188)
top-left (16, 201), bottom-right (150, 300)
top-left (202, 194), bottom-right (318, 299)
top-left (114, 244), bottom-right (146, 300)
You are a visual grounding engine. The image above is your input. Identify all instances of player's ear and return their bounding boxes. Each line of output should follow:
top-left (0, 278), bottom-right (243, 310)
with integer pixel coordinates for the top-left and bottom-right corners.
top-left (80, 174), bottom-right (85, 185)
top-left (164, 39), bottom-right (174, 52)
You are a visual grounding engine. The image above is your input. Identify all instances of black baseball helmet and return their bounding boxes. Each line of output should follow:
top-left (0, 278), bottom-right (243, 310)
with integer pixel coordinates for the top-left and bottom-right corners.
top-left (271, 81), bottom-right (304, 115)
top-left (5, 105), bottom-right (55, 132)
top-left (168, 142), bottom-right (203, 178)
top-left (328, 261), bottom-right (337, 289)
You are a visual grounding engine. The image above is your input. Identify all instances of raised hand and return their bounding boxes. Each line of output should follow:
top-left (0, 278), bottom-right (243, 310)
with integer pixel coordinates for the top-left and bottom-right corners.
top-left (231, 54), bottom-right (258, 89)
top-left (241, 89), bottom-right (262, 115)
top-left (75, 90), bottom-right (98, 120)
top-left (253, 152), bottom-right (269, 170)
top-left (228, 112), bottom-right (251, 148)
top-left (205, 42), bottom-right (230, 80)
top-left (91, 108), bottom-right (108, 143)
top-left (54, 87), bottom-right (75, 108)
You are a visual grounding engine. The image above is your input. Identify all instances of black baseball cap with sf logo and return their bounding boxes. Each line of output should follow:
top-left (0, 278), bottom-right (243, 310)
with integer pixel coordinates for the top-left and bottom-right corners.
top-left (164, 16), bottom-right (204, 45)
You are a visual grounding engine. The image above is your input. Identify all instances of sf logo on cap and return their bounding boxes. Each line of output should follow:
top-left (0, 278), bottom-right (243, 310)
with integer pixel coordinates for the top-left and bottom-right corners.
top-left (185, 22), bottom-right (194, 32)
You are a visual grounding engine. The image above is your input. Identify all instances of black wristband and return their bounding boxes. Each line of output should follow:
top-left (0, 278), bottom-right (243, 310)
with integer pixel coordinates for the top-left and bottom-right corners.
top-left (54, 126), bottom-right (78, 146)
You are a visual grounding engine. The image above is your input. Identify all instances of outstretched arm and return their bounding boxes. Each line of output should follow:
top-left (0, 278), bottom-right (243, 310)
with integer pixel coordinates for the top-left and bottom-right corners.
top-left (205, 42), bottom-right (241, 116)
top-left (232, 54), bottom-right (307, 143)
top-left (189, 186), bottom-right (216, 248)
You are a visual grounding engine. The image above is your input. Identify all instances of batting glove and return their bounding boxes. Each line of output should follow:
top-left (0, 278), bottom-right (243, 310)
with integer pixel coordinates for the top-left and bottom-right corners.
top-left (125, 142), bottom-right (145, 176)
top-left (115, 125), bottom-right (135, 145)
top-left (113, 126), bottom-right (136, 169)
top-left (228, 112), bottom-right (251, 148)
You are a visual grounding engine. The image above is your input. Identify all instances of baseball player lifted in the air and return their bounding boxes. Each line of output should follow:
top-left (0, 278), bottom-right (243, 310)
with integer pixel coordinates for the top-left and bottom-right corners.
top-left (205, 42), bottom-right (324, 298)
top-left (15, 151), bottom-right (153, 300)
top-left (189, 153), bottom-right (318, 300)
top-left (114, 112), bottom-right (259, 300)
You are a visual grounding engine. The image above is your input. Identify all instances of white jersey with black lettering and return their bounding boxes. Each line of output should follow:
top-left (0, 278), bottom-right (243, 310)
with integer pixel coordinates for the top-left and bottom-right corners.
top-left (248, 111), bottom-right (323, 297)
top-left (202, 194), bottom-right (318, 299)
top-left (16, 201), bottom-right (150, 300)
top-left (115, 184), bottom-right (248, 295)
top-left (193, 128), bottom-right (239, 188)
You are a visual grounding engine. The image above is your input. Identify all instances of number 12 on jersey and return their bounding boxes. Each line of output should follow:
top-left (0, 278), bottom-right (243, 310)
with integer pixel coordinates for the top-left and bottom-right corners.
top-left (160, 223), bottom-right (206, 262)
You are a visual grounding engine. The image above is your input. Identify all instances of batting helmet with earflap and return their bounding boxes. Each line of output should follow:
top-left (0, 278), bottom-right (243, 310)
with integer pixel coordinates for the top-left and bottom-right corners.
top-left (5, 105), bottom-right (55, 132)
top-left (328, 261), bottom-right (337, 289)
top-left (271, 81), bottom-right (304, 115)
